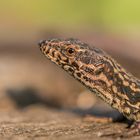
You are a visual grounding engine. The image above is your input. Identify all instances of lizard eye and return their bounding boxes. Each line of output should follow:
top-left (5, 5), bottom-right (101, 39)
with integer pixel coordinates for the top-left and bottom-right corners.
top-left (67, 47), bottom-right (75, 55)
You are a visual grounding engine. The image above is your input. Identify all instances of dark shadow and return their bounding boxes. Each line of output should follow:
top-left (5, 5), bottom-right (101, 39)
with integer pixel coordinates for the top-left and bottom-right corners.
top-left (6, 87), bottom-right (62, 109)
top-left (68, 108), bottom-right (132, 125)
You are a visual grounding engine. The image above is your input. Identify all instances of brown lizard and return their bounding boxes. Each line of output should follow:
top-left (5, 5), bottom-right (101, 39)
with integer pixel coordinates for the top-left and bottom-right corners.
top-left (38, 38), bottom-right (140, 131)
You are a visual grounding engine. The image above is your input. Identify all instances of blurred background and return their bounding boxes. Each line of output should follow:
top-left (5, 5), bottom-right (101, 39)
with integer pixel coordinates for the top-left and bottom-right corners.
top-left (0, 0), bottom-right (140, 116)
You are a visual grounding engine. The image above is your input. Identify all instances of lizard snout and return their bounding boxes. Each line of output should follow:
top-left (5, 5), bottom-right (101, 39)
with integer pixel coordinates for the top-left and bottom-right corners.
top-left (38, 40), bottom-right (46, 47)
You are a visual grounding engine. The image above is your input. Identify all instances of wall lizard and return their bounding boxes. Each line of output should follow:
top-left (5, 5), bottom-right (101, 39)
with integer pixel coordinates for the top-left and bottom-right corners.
top-left (38, 38), bottom-right (140, 132)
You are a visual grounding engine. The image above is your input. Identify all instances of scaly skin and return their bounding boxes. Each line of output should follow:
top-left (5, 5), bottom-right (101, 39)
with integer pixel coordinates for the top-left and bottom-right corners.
top-left (38, 38), bottom-right (140, 123)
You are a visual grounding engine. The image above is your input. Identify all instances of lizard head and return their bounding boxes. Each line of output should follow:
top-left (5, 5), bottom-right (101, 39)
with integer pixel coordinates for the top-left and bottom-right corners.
top-left (38, 38), bottom-right (105, 78)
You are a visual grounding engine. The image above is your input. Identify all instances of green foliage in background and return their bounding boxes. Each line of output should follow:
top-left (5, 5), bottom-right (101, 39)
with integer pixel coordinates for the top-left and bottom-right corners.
top-left (0, 0), bottom-right (140, 29)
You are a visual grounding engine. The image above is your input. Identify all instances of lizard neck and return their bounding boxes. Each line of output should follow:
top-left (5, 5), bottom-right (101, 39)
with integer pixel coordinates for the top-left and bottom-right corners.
top-left (74, 56), bottom-right (140, 121)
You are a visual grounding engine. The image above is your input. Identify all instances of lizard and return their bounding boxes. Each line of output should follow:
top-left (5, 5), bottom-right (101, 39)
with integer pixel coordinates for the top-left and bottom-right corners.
top-left (38, 38), bottom-right (140, 131)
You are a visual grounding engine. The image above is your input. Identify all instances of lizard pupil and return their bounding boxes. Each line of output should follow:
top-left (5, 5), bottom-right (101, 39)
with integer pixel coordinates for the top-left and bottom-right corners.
top-left (68, 48), bottom-right (75, 54)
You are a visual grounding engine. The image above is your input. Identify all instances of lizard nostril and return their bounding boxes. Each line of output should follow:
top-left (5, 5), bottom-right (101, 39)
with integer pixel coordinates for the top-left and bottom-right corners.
top-left (38, 40), bottom-right (46, 47)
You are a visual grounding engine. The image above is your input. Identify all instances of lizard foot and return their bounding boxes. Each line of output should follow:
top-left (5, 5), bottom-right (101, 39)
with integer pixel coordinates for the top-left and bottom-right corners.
top-left (126, 121), bottom-right (140, 136)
